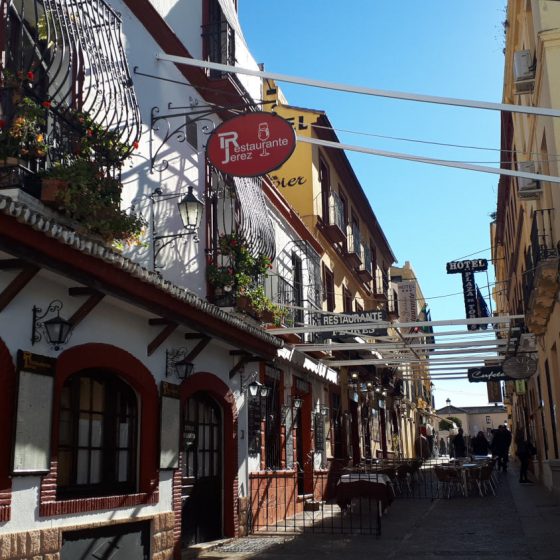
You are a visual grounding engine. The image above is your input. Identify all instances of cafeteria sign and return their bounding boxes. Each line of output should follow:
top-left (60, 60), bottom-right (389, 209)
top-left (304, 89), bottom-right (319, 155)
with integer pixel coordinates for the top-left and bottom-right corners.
top-left (468, 366), bottom-right (512, 383)
top-left (206, 112), bottom-right (296, 177)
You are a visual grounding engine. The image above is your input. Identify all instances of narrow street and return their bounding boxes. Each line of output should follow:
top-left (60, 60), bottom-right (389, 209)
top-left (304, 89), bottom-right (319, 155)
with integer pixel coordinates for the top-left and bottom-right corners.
top-left (188, 467), bottom-right (560, 560)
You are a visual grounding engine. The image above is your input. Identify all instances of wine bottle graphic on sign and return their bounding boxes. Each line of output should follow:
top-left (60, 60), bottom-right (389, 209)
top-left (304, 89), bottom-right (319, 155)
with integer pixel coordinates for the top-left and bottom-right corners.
top-left (258, 122), bottom-right (270, 157)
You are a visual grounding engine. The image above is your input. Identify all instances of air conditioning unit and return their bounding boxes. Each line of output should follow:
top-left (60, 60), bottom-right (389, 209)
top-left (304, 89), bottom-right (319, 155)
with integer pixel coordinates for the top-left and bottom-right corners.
top-left (517, 161), bottom-right (541, 199)
top-left (513, 50), bottom-right (535, 93)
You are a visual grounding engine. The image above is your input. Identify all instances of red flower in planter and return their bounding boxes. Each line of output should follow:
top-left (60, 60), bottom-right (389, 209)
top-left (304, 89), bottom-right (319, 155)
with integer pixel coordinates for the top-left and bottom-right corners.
top-left (133, 140), bottom-right (139, 150)
top-left (41, 100), bottom-right (52, 108)
top-left (26, 71), bottom-right (34, 80)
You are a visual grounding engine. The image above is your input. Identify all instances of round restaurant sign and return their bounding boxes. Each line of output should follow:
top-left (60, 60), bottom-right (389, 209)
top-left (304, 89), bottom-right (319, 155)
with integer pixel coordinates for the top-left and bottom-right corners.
top-left (206, 112), bottom-right (296, 177)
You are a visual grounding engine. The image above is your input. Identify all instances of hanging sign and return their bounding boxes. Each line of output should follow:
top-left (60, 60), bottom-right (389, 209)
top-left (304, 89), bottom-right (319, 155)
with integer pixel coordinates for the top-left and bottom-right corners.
top-left (446, 259), bottom-right (488, 274)
top-left (468, 366), bottom-right (512, 383)
top-left (487, 380), bottom-right (502, 403)
top-left (206, 111), bottom-right (296, 177)
top-left (446, 259), bottom-right (489, 330)
top-left (319, 310), bottom-right (388, 338)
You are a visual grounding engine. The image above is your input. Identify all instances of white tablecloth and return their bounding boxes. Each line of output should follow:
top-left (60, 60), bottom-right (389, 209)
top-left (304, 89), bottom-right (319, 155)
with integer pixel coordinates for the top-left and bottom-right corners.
top-left (339, 473), bottom-right (392, 485)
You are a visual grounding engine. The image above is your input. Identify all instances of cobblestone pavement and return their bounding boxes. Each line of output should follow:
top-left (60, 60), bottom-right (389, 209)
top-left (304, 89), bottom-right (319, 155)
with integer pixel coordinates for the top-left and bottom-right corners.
top-left (185, 469), bottom-right (560, 560)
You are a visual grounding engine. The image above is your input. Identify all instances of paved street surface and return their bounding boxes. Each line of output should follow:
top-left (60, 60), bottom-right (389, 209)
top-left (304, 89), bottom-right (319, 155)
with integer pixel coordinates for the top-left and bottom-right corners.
top-left (185, 468), bottom-right (560, 560)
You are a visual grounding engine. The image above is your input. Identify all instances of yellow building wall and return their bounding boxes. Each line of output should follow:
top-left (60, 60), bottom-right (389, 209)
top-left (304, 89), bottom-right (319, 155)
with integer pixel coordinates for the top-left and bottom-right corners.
top-left (264, 90), bottom-right (380, 312)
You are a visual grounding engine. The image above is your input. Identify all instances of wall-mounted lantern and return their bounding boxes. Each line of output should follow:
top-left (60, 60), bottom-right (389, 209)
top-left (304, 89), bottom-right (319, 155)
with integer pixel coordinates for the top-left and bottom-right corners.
top-left (165, 348), bottom-right (194, 380)
top-left (32, 300), bottom-right (73, 351)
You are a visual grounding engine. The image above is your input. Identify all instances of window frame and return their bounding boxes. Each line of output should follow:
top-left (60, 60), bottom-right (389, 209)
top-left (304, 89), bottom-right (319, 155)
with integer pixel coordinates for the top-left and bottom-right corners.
top-left (57, 369), bottom-right (138, 499)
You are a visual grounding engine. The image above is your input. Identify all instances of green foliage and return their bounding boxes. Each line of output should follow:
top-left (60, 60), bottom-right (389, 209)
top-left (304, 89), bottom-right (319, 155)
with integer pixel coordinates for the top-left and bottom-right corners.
top-left (40, 160), bottom-right (145, 243)
top-left (0, 96), bottom-right (48, 160)
top-left (207, 232), bottom-right (283, 322)
top-left (439, 419), bottom-right (454, 431)
top-left (439, 416), bottom-right (462, 431)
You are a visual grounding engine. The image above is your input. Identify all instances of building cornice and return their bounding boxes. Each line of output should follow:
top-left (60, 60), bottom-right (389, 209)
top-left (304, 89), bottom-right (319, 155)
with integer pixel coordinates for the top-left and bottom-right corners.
top-left (0, 195), bottom-right (282, 358)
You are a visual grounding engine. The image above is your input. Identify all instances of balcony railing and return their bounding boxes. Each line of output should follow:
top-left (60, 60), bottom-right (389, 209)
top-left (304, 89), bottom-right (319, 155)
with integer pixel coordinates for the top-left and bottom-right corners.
top-left (345, 222), bottom-right (362, 267)
top-left (321, 190), bottom-right (346, 244)
top-left (523, 209), bottom-right (560, 334)
top-left (375, 266), bottom-right (389, 299)
top-left (357, 244), bottom-right (373, 283)
top-left (2, 0), bottom-right (140, 158)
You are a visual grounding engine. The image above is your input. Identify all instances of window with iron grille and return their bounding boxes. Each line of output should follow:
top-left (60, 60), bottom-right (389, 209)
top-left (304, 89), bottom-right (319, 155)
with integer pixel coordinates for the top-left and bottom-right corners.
top-left (343, 285), bottom-right (352, 314)
top-left (323, 264), bottom-right (335, 312)
top-left (292, 253), bottom-right (305, 327)
top-left (264, 374), bottom-right (281, 469)
top-left (314, 412), bottom-right (325, 452)
top-left (319, 159), bottom-right (330, 221)
top-left (57, 370), bottom-right (137, 499)
top-left (330, 392), bottom-right (344, 458)
top-left (203, 0), bottom-right (235, 79)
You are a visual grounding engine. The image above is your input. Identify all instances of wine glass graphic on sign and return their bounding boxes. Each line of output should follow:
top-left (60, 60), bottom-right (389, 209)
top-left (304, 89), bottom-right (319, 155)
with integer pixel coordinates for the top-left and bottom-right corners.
top-left (258, 122), bottom-right (270, 157)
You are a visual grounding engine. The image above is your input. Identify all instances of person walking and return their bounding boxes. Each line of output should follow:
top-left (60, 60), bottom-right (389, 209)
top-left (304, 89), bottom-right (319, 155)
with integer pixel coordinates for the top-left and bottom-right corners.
top-left (516, 436), bottom-right (537, 483)
top-left (451, 427), bottom-right (467, 458)
top-left (471, 431), bottom-right (490, 456)
top-left (491, 424), bottom-right (512, 472)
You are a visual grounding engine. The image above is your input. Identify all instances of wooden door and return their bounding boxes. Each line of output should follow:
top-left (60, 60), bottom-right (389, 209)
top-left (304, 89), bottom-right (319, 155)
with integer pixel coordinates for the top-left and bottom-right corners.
top-left (181, 393), bottom-right (222, 546)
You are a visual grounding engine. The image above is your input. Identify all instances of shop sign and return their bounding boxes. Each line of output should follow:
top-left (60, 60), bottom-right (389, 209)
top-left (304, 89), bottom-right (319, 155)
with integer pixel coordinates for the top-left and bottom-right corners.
top-left (319, 310), bottom-right (388, 338)
top-left (468, 366), bottom-right (512, 383)
top-left (487, 380), bottom-right (502, 403)
top-left (277, 347), bottom-right (338, 384)
top-left (446, 259), bottom-right (488, 274)
top-left (206, 111), bottom-right (296, 177)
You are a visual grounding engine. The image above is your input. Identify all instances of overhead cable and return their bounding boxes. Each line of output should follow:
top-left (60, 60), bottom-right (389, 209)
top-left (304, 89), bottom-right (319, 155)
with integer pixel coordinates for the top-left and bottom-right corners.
top-left (156, 54), bottom-right (560, 118)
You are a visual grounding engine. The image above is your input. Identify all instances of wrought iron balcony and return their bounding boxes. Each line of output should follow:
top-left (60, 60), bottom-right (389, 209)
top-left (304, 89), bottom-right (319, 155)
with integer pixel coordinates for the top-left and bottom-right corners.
top-left (345, 222), bottom-right (362, 268)
top-left (357, 244), bottom-right (373, 283)
top-left (2, 0), bottom-right (140, 163)
top-left (523, 208), bottom-right (560, 335)
top-left (322, 190), bottom-right (346, 244)
top-left (374, 266), bottom-right (389, 300)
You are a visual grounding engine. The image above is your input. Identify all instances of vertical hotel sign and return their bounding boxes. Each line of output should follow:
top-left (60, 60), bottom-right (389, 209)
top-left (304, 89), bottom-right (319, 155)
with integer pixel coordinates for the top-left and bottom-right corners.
top-left (206, 112), bottom-right (296, 177)
top-left (446, 259), bottom-right (488, 331)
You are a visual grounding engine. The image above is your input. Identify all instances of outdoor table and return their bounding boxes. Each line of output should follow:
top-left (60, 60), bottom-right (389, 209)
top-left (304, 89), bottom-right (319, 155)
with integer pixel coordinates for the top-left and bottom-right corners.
top-left (336, 473), bottom-right (394, 515)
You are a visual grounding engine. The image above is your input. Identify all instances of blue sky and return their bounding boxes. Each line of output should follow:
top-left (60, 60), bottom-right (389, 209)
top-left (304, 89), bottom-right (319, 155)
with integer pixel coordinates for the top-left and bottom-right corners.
top-left (239, 1), bottom-right (508, 407)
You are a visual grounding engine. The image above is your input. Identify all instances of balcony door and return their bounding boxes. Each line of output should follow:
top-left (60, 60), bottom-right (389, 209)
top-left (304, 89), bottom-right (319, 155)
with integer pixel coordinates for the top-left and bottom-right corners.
top-left (181, 393), bottom-right (222, 546)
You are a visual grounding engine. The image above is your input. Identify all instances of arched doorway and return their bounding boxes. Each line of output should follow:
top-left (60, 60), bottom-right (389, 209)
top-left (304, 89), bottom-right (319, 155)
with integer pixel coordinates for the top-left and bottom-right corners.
top-left (181, 392), bottom-right (223, 546)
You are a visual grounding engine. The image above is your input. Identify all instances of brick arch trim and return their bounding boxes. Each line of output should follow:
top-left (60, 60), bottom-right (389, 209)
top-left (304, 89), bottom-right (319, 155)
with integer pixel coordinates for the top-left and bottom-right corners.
top-left (180, 372), bottom-right (238, 538)
top-left (0, 338), bottom-right (15, 521)
top-left (40, 343), bottom-right (159, 516)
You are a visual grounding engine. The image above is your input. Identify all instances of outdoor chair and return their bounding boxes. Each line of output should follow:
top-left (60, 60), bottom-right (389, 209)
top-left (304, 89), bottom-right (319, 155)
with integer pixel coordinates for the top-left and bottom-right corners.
top-left (434, 465), bottom-right (466, 498)
top-left (395, 463), bottom-right (414, 495)
top-left (479, 463), bottom-right (496, 496)
top-left (465, 466), bottom-right (483, 497)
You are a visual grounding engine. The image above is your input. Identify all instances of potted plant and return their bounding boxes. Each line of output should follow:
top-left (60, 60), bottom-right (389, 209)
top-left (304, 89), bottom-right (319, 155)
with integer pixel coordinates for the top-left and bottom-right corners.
top-left (237, 284), bottom-right (282, 324)
top-left (39, 159), bottom-right (145, 242)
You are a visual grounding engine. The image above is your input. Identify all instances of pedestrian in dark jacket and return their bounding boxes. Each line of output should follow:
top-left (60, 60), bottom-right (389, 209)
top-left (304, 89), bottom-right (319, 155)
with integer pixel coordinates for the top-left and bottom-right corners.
top-left (491, 425), bottom-right (512, 472)
top-left (471, 431), bottom-right (490, 456)
top-left (516, 437), bottom-right (537, 483)
top-left (452, 428), bottom-right (467, 458)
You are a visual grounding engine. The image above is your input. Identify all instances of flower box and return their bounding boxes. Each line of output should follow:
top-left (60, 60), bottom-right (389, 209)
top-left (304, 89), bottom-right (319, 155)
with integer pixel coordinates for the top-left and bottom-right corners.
top-left (40, 178), bottom-right (69, 205)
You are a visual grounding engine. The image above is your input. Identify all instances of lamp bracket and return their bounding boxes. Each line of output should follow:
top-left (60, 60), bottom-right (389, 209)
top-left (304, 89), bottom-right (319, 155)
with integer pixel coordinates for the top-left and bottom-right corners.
top-left (150, 187), bottom-right (203, 271)
top-left (229, 352), bottom-right (262, 379)
top-left (31, 299), bottom-right (73, 351)
top-left (165, 347), bottom-right (194, 380)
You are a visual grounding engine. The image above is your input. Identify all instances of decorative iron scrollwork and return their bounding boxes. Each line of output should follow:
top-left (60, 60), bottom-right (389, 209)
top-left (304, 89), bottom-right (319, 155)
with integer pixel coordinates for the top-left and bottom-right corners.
top-left (5, 0), bottom-right (141, 157)
top-left (149, 99), bottom-right (216, 173)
